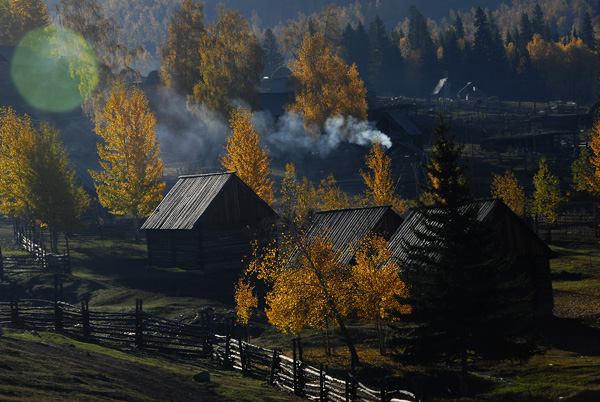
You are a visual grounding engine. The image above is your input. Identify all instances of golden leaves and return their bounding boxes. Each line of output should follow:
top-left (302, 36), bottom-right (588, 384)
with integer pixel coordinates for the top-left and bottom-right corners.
top-left (289, 32), bottom-right (367, 133)
top-left (352, 234), bottom-right (410, 321)
top-left (532, 159), bottom-right (565, 225)
top-left (491, 170), bottom-right (526, 217)
top-left (221, 106), bottom-right (274, 204)
top-left (361, 141), bottom-right (407, 214)
top-left (90, 83), bottom-right (165, 219)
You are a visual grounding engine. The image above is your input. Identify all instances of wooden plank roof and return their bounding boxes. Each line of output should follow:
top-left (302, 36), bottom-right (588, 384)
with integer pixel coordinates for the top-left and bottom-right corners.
top-left (300, 206), bottom-right (400, 266)
top-left (141, 172), bottom-right (235, 230)
top-left (387, 199), bottom-right (554, 261)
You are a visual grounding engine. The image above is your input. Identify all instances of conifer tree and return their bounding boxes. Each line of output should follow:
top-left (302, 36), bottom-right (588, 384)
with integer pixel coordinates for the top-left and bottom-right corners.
top-left (261, 28), bottom-right (284, 78)
top-left (394, 116), bottom-right (539, 394)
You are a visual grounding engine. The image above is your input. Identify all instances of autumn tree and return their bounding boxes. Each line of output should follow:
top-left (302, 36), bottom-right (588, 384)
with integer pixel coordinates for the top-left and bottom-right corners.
top-left (239, 225), bottom-right (360, 366)
top-left (352, 234), bottom-right (408, 355)
top-left (89, 84), bottom-right (165, 240)
top-left (0, 108), bottom-right (89, 250)
top-left (234, 277), bottom-right (258, 325)
top-left (221, 107), bottom-right (274, 204)
top-left (193, 7), bottom-right (264, 115)
top-left (532, 158), bottom-right (564, 238)
top-left (0, 0), bottom-right (49, 45)
top-left (316, 174), bottom-right (351, 211)
top-left (56, 0), bottom-right (144, 118)
top-left (394, 117), bottom-right (539, 394)
top-left (289, 31), bottom-right (367, 133)
top-left (491, 170), bottom-right (527, 216)
top-left (361, 141), bottom-right (407, 214)
top-left (159, 0), bottom-right (205, 95)
top-left (585, 113), bottom-right (600, 197)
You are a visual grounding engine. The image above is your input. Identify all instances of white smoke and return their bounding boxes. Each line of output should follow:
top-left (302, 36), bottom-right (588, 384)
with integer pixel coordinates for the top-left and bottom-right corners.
top-left (154, 90), bottom-right (392, 166)
top-left (255, 111), bottom-right (392, 158)
top-left (154, 90), bottom-right (228, 167)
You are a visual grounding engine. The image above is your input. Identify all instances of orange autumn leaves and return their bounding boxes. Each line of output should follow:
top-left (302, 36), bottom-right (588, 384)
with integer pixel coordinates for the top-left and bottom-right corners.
top-left (235, 230), bottom-right (409, 337)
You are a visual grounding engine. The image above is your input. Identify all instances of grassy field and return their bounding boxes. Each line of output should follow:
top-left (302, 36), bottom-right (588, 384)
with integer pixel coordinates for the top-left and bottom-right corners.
top-left (1, 225), bottom-right (600, 401)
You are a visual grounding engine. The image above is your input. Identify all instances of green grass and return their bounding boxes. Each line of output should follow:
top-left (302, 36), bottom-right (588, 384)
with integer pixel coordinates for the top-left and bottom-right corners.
top-left (3, 225), bottom-right (600, 401)
top-left (0, 329), bottom-right (301, 402)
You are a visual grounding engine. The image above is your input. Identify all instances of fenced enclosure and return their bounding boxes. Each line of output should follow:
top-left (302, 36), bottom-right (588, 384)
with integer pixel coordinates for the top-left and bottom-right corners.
top-left (0, 298), bottom-right (417, 402)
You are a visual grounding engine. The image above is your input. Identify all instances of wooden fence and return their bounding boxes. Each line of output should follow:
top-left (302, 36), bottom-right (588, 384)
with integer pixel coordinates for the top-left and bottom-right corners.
top-left (0, 298), bottom-right (417, 402)
top-left (0, 221), bottom-right (71, 280)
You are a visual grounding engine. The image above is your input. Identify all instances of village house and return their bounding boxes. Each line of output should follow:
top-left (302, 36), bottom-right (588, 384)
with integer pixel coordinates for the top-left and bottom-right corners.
top-left (295, 205), bottom-right (403, 266)
top-left (141, 172), bottom-right (276, 269)
top-left (387, 199), bottom-right (555, 316)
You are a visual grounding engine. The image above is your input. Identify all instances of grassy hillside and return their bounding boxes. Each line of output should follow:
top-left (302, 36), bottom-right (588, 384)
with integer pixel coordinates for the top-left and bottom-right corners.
top-left (1, 222), bottom-right (600, 401)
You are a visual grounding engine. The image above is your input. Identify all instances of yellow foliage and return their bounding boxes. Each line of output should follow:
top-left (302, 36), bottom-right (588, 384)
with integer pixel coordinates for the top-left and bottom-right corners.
top-left (317, 174), bottom-right (351, 211)
top-left (491, 170), bottom-right (526, 216)
top-left (90, 83), bottom-right (165, 221)
top-left (159, 0), bottom-right (205, 95)
top-left (221, 106), bottom-right (274, 204)
top-left (587, 112), bottom-right (600, 196)
top-left (532, 159), bottom-right (564, 225)
top-left (361, 141), bottom-right (407, 214)
top-left (234, 277), bottom-right (258, 325)
top-left (264, 235), bottom-right (353, 333)
top-left (0, 108), bottom-right (36, 219)
top-left (527, 34), bottom-right (595, 101)
top-left (352, 234), bottom-right (410, 322)
top-left (193, 7), bottom-right (263, 115)
top-left (0, 107), bottom-right (89, 240)
top-left (288, 32), bottom-right (367, 133)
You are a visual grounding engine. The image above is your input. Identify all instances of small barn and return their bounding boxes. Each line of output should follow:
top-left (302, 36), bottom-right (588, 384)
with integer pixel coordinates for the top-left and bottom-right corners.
top-left (297, 206), bottom-right (403, 266)
top-left (387, 199), bottom-right (554, 316)
top-left (141, 172), bottom-right (276, 269)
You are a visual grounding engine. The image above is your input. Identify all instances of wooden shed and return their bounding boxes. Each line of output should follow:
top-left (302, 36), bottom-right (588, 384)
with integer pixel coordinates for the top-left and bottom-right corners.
top-left (141, 172), bottom-right (276, 269)
top-left (388, 199), bottom-right (554, 316)
top-left (297, 206), bottom-right (403, 266)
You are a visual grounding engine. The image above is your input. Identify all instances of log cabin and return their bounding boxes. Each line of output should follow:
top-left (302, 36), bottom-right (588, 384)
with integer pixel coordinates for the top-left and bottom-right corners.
top-left (141, 172), bottom-right (276, 269)
top-left (387, 199), bottom-right (554, 316)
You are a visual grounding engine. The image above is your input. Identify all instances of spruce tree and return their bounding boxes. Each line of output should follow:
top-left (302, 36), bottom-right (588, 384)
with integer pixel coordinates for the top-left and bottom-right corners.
top-left (393, 116), bottom-right (539, 394)
top-left (261, 28), bottom-right (284, 78)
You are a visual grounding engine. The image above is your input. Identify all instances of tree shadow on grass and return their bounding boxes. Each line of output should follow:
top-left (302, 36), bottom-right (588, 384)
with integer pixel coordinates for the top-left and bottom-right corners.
top-left (540, 316), bottom-right (600, 356)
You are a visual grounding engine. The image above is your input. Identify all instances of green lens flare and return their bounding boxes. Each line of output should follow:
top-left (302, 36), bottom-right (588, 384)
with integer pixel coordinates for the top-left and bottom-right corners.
top-left (11, 25), bottom-right (99, 113)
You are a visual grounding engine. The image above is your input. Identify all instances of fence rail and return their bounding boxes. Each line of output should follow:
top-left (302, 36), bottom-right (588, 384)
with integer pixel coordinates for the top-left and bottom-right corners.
top-left (0, 298), bottom-right (417, 402)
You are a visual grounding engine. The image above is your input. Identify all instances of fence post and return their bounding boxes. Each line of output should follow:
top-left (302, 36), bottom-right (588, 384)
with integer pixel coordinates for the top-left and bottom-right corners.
top-left (203, 331), bottom-right (213, 359)
top-left (10, 300), bottom-right (18, 327)
top-left (238, 337), bottom-right (246, 376)
top-left (345, 373), bottom-right (350, 402)
top-left (293, 339), bottom-right (297, 395)
top-left (0, 245), bottom-right (4, 282)
top-left (82, 301), bottom-right (90, 341)
top-left (268, 350), bottom-right (279, 386)
top-left (224, 334), bottom-right (231, 367)
top-left (319, 363), bottom-right (325, 402)
top-left (65, 235), bottom-right (71, 274)
top-left (135, 299), bottom-right (144, 348)
top-left (380, 377), bottom-right (387, 402)
top-left (54, 301), bottom-right (63, 333)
